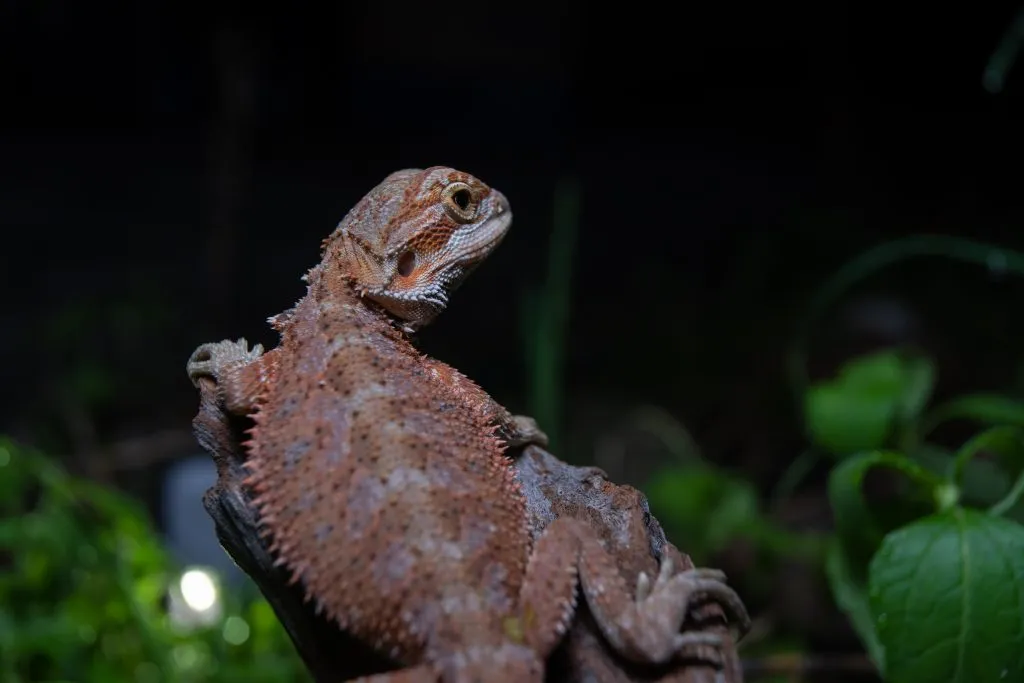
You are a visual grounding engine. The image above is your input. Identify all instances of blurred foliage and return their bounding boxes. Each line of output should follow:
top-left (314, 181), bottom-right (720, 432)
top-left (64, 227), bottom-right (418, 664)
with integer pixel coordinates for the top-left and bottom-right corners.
top-left (817, 350), bottom-right (1024, 683)
top-left (0, 438), bottom-right (307, 683)
top-left (596, 235), bottom-right (1024, 682)
top-left (983, 5), bottom-right (1024, 94)
top-left (19, 278), bottom-right (183, 457)
top-left (520, 176), bottom-right (580, 455)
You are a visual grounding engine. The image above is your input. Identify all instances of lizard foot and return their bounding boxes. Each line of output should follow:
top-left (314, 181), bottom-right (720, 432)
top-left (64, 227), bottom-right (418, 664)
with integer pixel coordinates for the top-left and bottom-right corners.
top-left (505, 414), bottom-right (550, 449)
top-left (187, 338), bottom-right (264, 387)
top-left (637, 561), bottom-right (751, 637)
top-left (619, 558), bottom-right (749, 665)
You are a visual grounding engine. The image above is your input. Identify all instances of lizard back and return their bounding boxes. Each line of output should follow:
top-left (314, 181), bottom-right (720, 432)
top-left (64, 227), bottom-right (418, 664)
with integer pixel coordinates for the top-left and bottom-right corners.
top-left (243, 276), bottom-right (531, 662)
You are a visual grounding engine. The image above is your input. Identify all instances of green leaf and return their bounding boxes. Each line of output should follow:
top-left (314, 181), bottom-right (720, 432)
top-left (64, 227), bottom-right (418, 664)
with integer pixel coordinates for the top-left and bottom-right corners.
top-left (896, 354), bottom-right (936, 424)
top-left (805, 350), bottom-right (935, 456)
top-left (869, 509), bottom-right (1024, 683)
top-left (924, 393), bottom-right (1024, 437)
top-left (825, 540), bottom-right (885, 670)
top-left (806, 385), bottom-right (896, 455)
top-left (828, 450), bottom-right (943, 557)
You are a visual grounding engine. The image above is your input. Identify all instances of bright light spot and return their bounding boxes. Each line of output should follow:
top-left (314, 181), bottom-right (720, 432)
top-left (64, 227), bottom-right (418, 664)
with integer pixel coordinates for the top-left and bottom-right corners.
top-left (179, 569), bottom-right (218, 612)
top-left (168, 566), bottom-right (222, 630)
top-left (222, 616), bottom-right (251, 645)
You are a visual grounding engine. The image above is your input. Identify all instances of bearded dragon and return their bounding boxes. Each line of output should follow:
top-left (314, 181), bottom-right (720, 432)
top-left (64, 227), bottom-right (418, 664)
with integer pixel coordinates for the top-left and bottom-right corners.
top-left (187, 167), bottom-right (748, 682)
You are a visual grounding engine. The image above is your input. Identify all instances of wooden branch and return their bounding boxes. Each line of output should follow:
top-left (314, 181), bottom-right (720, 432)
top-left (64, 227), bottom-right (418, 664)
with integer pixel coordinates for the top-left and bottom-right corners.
top-left (191, 376), bottom-right (747, 682)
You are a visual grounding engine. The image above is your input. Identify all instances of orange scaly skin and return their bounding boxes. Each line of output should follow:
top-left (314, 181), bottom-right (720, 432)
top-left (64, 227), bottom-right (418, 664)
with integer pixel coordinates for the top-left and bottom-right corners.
top-left (187, 167), bottom-right (748, 682)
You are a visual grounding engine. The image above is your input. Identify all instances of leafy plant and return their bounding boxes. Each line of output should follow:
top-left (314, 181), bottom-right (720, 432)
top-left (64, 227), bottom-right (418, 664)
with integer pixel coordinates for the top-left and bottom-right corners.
top-left (793, 235), bottom-right (1024, 682)
top-left (642, 234), bottom-right (1024, 681)
top-left (811, 349), bottom-right (1024, 683)
top-left (0, 438), bottom-right (308, 683)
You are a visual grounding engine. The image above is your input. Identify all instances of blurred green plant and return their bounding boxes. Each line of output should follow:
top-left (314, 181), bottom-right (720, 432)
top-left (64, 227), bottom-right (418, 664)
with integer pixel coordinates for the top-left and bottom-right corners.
top-left (811, 348), bottom-right (1024, 683)
top-left (790, 235), bottom-right (1024, 682)
top-left (984, 6), bottom-right (1024, 94)
top-left (636, 407), bottom-right (826, 572)
top-left (0, 437), bottom-right (307, 683)
top-left (520, 177), bottom-right (580, 455)
top-left (639, 235), bottom-right (1024, 681)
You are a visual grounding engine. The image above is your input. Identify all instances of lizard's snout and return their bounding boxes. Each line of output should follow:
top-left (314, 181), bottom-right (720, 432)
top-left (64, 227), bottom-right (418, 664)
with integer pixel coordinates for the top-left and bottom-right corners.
top-left (488, 189), bottom-right (511, 217)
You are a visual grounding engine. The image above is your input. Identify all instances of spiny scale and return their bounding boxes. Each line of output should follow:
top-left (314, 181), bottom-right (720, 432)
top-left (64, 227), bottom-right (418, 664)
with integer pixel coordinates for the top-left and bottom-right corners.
top-left (239, 275), bottom-right (531, 663)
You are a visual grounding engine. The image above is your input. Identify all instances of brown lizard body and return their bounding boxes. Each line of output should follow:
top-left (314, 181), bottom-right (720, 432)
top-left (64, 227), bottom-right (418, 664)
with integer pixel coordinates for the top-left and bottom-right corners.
top-left (187, 167), bottom-right (748, 682)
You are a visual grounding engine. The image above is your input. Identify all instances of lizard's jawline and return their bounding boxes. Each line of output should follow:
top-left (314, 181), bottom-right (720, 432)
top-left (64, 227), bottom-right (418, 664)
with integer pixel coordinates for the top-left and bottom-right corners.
top-left (445, 210), bottom-right (513, 274)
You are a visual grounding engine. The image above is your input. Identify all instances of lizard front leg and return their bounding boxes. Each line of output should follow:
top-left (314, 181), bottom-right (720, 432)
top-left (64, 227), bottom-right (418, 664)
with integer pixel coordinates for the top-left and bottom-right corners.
top-left (187, 338), bottom-right (277, 416)
top-left (517, 517), bottom-right (749, 667)
top-left (419, 356), bottom-right (548, 449)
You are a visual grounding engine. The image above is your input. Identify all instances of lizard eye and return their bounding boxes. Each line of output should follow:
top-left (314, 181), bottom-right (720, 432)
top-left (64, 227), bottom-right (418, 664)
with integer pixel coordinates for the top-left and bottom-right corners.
top-left (451, 188), bottom-right (471, 210)
top-left (442, 182), bottom-right (477, 223)
top-left (397, 251), bottom-right (417, 277)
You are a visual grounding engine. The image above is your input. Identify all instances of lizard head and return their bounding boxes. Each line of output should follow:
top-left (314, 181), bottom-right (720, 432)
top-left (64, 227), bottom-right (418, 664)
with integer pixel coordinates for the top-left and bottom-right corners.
top-left (326, 166), bottom-right (512, 330)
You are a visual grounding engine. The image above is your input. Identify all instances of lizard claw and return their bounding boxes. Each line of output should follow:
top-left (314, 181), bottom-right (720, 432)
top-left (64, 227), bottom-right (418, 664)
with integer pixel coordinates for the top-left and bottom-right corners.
top-left (504, 415), bottom-right (550, 449)
top-left (669, 568), bottom-right (750, 641)
top-left (634, 554), bottom-right (675, 604)
top-left (673, 631), bottom-right (725, 668)
top-left (187, 338), bottom-right (264, 386)
top-left (635, 571), bottom-right (651, 603)
top-left (603, 556), bottom-right (744, 666)
top-left (631, 558), bottom-right (748, 663)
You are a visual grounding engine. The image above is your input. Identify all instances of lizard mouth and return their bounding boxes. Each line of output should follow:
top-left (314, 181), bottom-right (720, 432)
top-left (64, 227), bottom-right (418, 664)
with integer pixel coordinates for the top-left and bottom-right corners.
top-left (450, 199), bottom-right (513, 269)
top-left (408, 196), bottom-right (512, 322)
top-left (428, 189), bottom-right (513, 288)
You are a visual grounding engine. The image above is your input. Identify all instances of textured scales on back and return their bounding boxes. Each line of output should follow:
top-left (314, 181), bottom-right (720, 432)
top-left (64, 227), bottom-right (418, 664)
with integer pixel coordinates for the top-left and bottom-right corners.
top-left (187, 167), bottom-right (750, 682)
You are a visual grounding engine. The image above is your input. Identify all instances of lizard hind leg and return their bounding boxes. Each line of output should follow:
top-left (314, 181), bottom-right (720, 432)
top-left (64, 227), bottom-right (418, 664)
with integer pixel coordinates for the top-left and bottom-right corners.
top-left (514, 517), bottom-right (587, 661)
top-left (577, 534), bottom-right (749, 667)
top-left (521, 516), bottom-right (748, 668)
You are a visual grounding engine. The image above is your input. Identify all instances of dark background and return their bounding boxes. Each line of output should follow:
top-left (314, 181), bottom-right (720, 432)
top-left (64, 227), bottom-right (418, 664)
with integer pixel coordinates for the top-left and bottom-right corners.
top-left (3, 2), bottom-right (1024, 677)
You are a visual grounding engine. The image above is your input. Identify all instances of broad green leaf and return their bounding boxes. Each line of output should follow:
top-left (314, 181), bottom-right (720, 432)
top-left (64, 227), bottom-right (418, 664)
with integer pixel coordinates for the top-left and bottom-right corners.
top-left (825, 540), bottom-right (885, 670)
top-left (869, 509), bottom-right (1024, 683)
top-left (805, 350), bottom-right (935, 456)
top-left (924, 393), bottom-right (1024, 437)
top-left (828, 450), bottom-right (943, 556)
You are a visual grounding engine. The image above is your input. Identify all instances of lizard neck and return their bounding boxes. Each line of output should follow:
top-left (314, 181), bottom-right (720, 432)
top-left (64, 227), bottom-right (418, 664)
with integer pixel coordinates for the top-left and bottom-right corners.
top-left (301, 262), bottom-right (411, 343)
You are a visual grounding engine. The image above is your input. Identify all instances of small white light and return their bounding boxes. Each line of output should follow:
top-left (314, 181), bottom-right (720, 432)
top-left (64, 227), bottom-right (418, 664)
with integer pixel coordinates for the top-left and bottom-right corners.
top-left (179, 569), bottom-right (218, 612)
